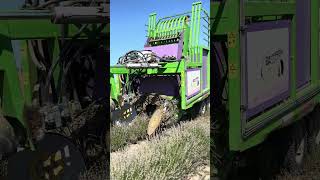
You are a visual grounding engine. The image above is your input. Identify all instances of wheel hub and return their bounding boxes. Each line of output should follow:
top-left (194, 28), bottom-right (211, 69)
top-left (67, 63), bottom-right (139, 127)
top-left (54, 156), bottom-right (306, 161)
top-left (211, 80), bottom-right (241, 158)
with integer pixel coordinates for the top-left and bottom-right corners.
top-left (295, 138), bottom-right (305, 165)
top-left (201, 104), bottom-right (206, 115)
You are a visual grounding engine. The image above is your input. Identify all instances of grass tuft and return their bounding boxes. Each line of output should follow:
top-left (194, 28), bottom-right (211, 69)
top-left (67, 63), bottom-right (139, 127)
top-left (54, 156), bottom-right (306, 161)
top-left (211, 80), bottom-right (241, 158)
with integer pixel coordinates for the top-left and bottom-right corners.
top-left (79, 156), bottom-right (109, 180)
top-left (110, 116), bottom-right (210, 180)
top-left (111, 114), bottom-right (149, 152)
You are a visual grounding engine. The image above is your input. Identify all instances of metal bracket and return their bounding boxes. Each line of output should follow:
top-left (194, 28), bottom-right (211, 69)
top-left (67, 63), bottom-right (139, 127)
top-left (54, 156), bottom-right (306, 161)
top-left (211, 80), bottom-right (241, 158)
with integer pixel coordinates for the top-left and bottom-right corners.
top-left (240, 25), bottom-right (247, 33)
top-left (227, 32), bottom-right (236, 48)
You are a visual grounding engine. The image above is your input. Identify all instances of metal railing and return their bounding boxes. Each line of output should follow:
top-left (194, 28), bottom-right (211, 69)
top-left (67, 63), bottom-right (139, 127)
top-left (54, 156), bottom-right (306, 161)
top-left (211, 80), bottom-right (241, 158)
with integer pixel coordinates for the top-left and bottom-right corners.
top-left (146, 1), bottom-right (210, 63)
top-left (188, 2), bottom-right (210, 63)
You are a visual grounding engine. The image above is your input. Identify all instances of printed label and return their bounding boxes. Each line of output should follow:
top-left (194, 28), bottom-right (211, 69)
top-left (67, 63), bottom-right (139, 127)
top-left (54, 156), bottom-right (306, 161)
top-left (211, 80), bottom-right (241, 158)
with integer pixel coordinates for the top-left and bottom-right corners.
top-left (186, 69), bottom-right (201, 97)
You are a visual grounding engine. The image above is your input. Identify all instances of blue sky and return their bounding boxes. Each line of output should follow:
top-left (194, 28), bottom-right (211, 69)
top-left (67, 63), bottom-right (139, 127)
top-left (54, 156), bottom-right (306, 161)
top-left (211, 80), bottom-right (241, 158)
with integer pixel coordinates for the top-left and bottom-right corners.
top-left (0, 0), bottom-right (23, 9)
top-left (110, 0), bottom-right (209, 65)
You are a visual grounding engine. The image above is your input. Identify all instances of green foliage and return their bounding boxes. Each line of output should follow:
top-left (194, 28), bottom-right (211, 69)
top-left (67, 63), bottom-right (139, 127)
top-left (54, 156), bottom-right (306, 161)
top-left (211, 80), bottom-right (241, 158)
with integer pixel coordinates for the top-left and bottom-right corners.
top-left (111, 114), bottom-right (149, 152)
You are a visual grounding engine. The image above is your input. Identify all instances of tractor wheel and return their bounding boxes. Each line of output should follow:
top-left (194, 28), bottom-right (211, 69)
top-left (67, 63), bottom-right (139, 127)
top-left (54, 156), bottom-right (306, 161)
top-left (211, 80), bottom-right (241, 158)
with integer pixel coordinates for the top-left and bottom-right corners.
top-left (198, 99), bottom-right (209, 117)
top-left (283, 121), bottom-right (307, 175)
top-left (315, 122), bottom-right (320, 147)
top-left (307, 107), bottom-right (320, 153)
top-left (200, 101), bottom-right (207, 116)
top-left (206, 98), bottom-right (210, 114)
top-left (8, 133), bottom-right (86, 180)
top-left (312, 106), bottom-right (320, 148)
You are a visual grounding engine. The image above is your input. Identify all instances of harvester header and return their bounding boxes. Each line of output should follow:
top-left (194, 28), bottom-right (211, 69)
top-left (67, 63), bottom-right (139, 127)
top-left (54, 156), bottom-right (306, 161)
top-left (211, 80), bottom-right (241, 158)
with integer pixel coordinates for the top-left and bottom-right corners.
top-left (110, 1), bottom-right (210, 136)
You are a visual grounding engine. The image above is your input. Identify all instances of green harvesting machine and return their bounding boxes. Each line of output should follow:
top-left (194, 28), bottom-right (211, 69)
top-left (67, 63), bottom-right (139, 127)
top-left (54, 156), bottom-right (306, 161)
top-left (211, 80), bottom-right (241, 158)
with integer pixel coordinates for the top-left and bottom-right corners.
top-left (212, 0), bottom-right (320, 178)
top-left (0, 1), bottom-right (109, 179)
top-left (110, 2), bottom-right (210, 135)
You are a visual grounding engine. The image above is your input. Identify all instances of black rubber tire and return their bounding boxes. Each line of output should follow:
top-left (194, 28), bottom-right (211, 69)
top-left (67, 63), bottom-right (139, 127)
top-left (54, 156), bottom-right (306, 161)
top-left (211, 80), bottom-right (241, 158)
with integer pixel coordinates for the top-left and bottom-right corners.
top-left (198, 98), bottom-right (209, 117)
top-left (315, 116), bottom-right (320, 148)
top-left (255, 129), bottom-right (289, 180)
top-left (283, 121), bottom-right (307, 175)
top-left (205, 97), bottom-right (210, 116)
top-left (306, 107), bottom-right (320, 154)
top-left (306, 114), bottom-right (318, 154)
top-left (257, 145), bottom-right (280, 180)
top-left (312, 107), bottom-right (320, 147)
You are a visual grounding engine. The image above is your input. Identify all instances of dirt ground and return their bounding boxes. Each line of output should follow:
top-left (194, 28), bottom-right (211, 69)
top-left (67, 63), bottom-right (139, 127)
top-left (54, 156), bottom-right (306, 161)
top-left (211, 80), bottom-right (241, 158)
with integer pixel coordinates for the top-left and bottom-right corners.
top-left (186, 165), bottom-right (210, 180)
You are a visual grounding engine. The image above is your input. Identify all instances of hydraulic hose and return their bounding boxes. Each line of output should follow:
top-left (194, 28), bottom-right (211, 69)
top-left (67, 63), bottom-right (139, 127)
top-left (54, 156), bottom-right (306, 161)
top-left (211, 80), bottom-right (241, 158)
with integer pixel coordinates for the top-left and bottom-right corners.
top-left (27, 41), bottom-right (46, 71)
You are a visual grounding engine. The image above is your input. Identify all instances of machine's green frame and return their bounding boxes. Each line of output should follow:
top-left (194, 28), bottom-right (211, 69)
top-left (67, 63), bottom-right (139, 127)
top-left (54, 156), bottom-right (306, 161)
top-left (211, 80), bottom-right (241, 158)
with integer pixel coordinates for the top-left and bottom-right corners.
top-left (211, 0), bottom-right (320, 152)
top-left (0, 9), bottom-right (108, 148)
top-left (110, 2), bottom-right (210, 111)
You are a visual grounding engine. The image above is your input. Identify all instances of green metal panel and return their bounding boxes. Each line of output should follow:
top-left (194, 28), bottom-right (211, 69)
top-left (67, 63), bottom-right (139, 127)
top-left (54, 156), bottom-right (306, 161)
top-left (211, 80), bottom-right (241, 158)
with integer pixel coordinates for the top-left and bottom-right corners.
top-left (311, 0), bottom-right (319, 84)
top-left (227, 1), bottom-right (242, 151)
top-left (212, 0), bottom-right (320, 152)
top-left (0, 38), bottom-right (23, 120)
top-left (0, 19), bottom-right (108, 39)
top-left (20, 40), bottom-right (33, 105)
top-left (110, 74), bottom-right (118, 101)
top-left (51, 38), bottom-right (61, 87)
top-left (245, 2), bottom-right (296, 16)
